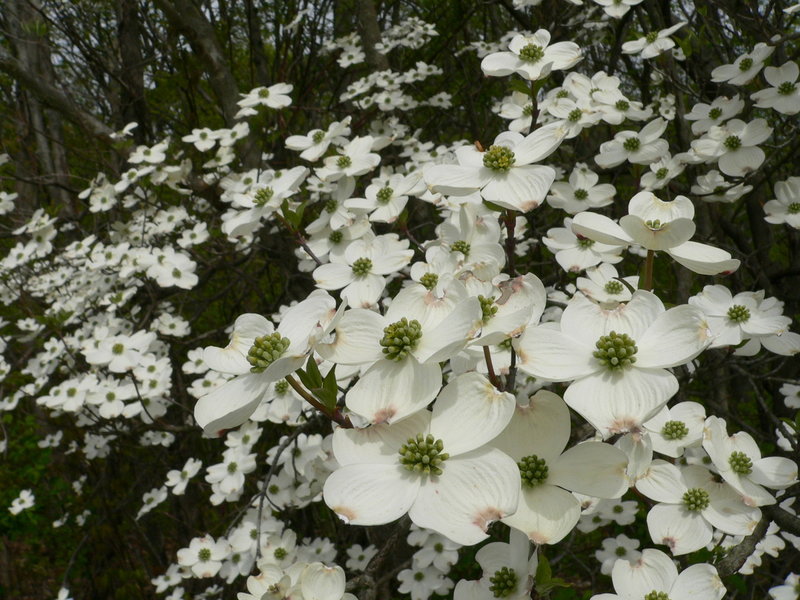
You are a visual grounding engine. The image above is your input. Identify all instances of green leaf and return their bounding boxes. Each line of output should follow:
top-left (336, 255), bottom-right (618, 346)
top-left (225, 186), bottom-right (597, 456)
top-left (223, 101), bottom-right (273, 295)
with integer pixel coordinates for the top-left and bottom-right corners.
top-left (509, 78), bottom-right (534, 97)
top-left (303, 354), bottom-right (324, 388)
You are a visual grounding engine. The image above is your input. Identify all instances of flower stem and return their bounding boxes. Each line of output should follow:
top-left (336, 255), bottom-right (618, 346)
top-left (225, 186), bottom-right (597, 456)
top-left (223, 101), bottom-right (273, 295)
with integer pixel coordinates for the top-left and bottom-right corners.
top-left (483, 345), bottom-right (502, 391)
top-left (285, 374), bottom-right (352, 428)
top-left (643, 249), bottom-right (655, 291)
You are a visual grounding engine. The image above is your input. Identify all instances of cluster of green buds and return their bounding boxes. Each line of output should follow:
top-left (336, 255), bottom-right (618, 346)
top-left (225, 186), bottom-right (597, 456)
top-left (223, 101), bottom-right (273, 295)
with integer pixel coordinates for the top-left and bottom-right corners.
top-left (593, 331), bottom-right (638, 371)
top-left (247, 333), bottom-right (291, 372)
top-left (483, 145), bottom-right (516, 172)
top-left (518, 454), bottom-right (549, 487)
top-left (398, 433), bottom-right (449, 476)
top-left (380, 318), bottom-right (423, 361)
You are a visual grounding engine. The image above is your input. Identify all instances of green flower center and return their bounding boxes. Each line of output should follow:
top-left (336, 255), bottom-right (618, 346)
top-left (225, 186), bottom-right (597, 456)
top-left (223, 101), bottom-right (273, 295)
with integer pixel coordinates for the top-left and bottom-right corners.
top-left (274, 547), bottom-right (287, 559)
top-left (380, 318), bottom-right (422, 361)
top-left (788, 202), bottom-right (800, 214)
top-left (398, 433), bottom-right (449, 476)
top-left (198, 548), bottom-right (212, 561)
top-left (247, 333), bottom-right (291, 372)
top-left (604, 280), bottom-right (624, 295)
top-left (557, 90), bottom-right (570, 99)
top-left (112, 343), bottom-right (125, 355)
top-left (623, 137), bottom-right (641, 152)
top-left (254, 187), bottom-right (274, 206)
top-left (615, 546), bottom-right (628, 557)
top-left (268, 484), bottom-right (279, 494)
top-left (661, 420), bottom-right (689, 440)
top-left (312, 131), bottom-right (325, 144)
top-left (729, 450), bottom-right (753, 475)
top-left (574, 188), bottom-right (589, 200)
top-left (324, 198), bottom-right (338, 213)
top-left (420, 272), bottom-right (439, 290)
top-left (616, 100), bottom-right (630, 111)
top-left (655, 167), bottom-right (669, 179)
top-left (479, 295), bottom-right (498, 323)
top-left (518, 454), bottom-right (549, 487)
top-left (351, 257), bottom-right (373, 277)
top-left (577, 237), bottom-right (595, 249)
top-left (644, 592), bottom-right (670, 600)
top-left (594, 331), bottom-right (638, 371)
top-left (519, 43), bottom-right (545, 63)
top-left (337, 155), bottom-right (352, 168)
top-left (498, 338), bottom-right (513, 351)
top-left (376, 186), bottom-right (394, 204)
top-left (645, 218), bottom-right (665, 230)
top-left (227, 462), bottom-right (238, 474)
top-left (645, 31), bottom-right (659, 44)
top-left (489, 566), bottom-right (518, 598)
top-left (483, 145), bottom-right (516, 172)
top-left (568, 108), bottom-right (583, 122)
top-left (778, 81), bottom-right (797, 95)
top-left (523, 103), bottom-right (535, 116)
top-left (275, 380), bottom-right (289, 395)
top-left (414, 571), bottom-right (425, 581)
top-left (738, 57), bottom-right (753, 71)
top-left (258, 88), bottom-right (270, 98)
top-left (329, 230), bottom-right (343, 244)
top-left (727, 304), bottom-right (750, 323)
top-left (682, 487), bottom-right (710, 511)
top-left (451, 240), bottom-right (471, 257)
top-left (724, 135), bottom-right (742, 150)
top-left (708, 107), bottom-right (723, 119)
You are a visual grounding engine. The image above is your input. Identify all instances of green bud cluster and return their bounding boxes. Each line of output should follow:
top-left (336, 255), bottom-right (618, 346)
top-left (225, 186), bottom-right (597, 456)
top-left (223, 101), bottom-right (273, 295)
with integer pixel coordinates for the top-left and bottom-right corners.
top-left (645, 31), bottom-right (659, 43)
top-left (329, 230), bottom-right (343, 244)
top-left (451, 240), bottom-right (471, 257)
top-left (112, 343), bottom-right (125, 355)
top-left (351, 257), bottom-right (373, 277)
top-left (198, 548), bottom-right (212, 561)
top-left (523, 103), bottom-right (535, 116)
top-left (644, 592), bottom-right (670, 600)
top-left (788, 202), bottom-right (800, 214)
top-left (726, 304), bottom-right (751, 323)
top-left (738, 57), bottom-right (754, 71)
top-left (778, 81), bottom-right (797, 95)
top-left (519, 43), bottom-right (545, 63)
top-left (574, 188), bottom-right (589, 200)
top-left (645, 219), bottom-right (665, 230)
top-left (655, 167), bottom-right (669, 179)
top-left (258, 88), bottom-right (270, 98)
top-left (312, 130), bottom-right (326, 144)
top-left (247, 333), bottom-right (291, 372)
top-left (254, 187), bottom-right (274, 206)
top-left (483, 145), bottom-right (516, 172)
top-left (623, 137), bottom-right (641, 152)
top-left (420, 272), bottom-right (439, 290)
top-left (682, 487), bottom-right (710, 511)
top-left (380, 318), bottom-right (422, 361)
top-left (336, 155), bottom-right (352, 168)
top-left (324, 198), bottom-right (338, 213)
top-left (489, 567), bottom-right (518, 598)
top-left (577, 237), bottom-right (595, 249)
top-left (604, 280), bottom-right (624, 295)
top-left (708, 107), bottom-right (723, 119)
top-left (479, 295), bottom-right (498, 323)
top-left (724, 135), bottom-right (742, 150)
top-left (568, 108), bottom-right (583, 122)
top-left (615, 100), bottom-right (630, 111)
top-left (398, 433), bottom-right (449, 476)
top-left (226, 462), bottom-right (238, 474)
top-left (376, 186), bottom-right (394, 204)
top-left (594, 331), bottom-right (638, 371)
top-left (661, 420), bottom-right (689, 440)
top-left (729, 450), bottom-right (753, 475)
top-left (518, 454), bottom-right (549, 487)
top-left (274, 380), bottom-right (289, 395)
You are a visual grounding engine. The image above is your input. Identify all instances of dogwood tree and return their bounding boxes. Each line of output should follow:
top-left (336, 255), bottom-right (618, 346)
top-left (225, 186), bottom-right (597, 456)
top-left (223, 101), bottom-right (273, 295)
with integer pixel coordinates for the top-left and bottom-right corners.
top-left (1, 1), bottom-right (799, 599)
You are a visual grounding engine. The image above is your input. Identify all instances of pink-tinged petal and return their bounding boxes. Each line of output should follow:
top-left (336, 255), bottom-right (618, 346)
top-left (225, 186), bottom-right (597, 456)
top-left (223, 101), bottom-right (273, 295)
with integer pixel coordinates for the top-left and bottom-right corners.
top-left (646, 504), bottom-right (713, 555)
top-left (561, 290), bottom-right (664, 342)
top-left (452, 580), bottom-right (487, 600)
top-left (194, 372), bottom-right (268, 436)
top-left (341, 274), bottom-right (385, 308)
top-left (549, 442), bottom-right (629, 498)
top-left (332, 410), bottom-right (431, 465)
top-left (415, 297), bottom-right (482, 364)
top-left (554, 246), bottom-right (603, 272)
top-left (636, 460), bottom-right (686, 503)
top-left (481, 51), bottom-right (520, 76)
top-left (316, 308), bottom-right (384, 366)
top-left (611, 548), bottom-right (678, 599)
top-left (430, 372), bottom-right (515, 456)
top-left (409, 448), bottom-right (520, 545)
top-left (572, 211), bottom-right (634, 246)
top-left (750, 457), bottom-right (798, 489)
top-left (514, 122), bottom-right (567, 164)
top-left (514, 324), bottom-right (597, 381)
top-left (482, 165), bottom-right (556, 212)
top-left (323, 463), bottom-right (419, 525)
top-left (493, 390), bottom-right (570, 462)
top-left (703, 481), bottom-right (761, 535)
top-left (502, 484), bottom-right (580, 545)
top-left (718, 147), bottom-right (765, 177)
top-left (636, 305), bottom-right (712, 368)
top-left (477, 274), bottom-right (546, 345)
top-left (425, 164), bottom-right (487, 195)
top-left (345, 358), bottom-right (441, 424)
top-left (670, 564), bottom-right (726, 600)
top-left (619, 216), bottom-right (696, 251)
top-left (667, 241), bottom-right (740, 276)
top-left (565, 368), bottom-right (677, 438)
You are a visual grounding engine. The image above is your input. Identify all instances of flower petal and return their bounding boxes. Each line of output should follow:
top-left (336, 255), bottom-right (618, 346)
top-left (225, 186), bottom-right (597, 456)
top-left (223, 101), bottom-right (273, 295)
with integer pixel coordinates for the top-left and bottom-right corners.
top-left (549, 442), bottom-right (629, 498)
top-left (502, 484), bottom-right (580, 545)
top-left (194, 372), bottom-right (267, 436)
